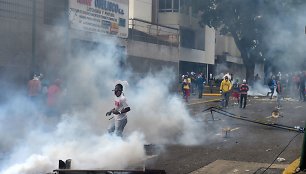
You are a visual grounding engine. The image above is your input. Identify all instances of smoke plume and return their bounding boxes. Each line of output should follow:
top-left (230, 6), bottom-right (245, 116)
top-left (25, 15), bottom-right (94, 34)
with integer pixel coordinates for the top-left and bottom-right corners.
top-left (0, 22), bottom-right (211, 174)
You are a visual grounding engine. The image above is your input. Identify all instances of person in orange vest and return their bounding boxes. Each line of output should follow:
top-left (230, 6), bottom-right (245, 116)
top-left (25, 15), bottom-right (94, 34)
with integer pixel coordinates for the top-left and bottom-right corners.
top-left (182, 76), bottom-right (190, 102)
top-left (28, 74), bottom-right (42, 103)
top-left (220, 75), bottom-right (232, 108)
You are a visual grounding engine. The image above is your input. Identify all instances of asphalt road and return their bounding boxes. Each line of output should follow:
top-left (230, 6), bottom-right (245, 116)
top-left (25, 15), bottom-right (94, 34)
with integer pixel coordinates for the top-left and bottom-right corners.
top-left (146, 96), bottom-right (306, 174)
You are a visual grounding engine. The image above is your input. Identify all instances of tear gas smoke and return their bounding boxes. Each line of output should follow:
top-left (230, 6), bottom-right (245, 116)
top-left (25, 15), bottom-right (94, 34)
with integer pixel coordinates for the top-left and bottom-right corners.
top-left (248, 81), bottom-right (271, 96)
top-left (0, 24), bottom-right (213, 174)
top-left (264, 4), bottom-right (306, 72)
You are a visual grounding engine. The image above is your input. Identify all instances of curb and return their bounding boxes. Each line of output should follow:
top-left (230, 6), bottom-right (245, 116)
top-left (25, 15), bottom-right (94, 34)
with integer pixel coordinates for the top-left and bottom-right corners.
top-left (283, 157), bottom-right (300, 174)
top-left (187, 98), bottom-right (222, 106)
top-left (203, 93), bottom-right (221, 96)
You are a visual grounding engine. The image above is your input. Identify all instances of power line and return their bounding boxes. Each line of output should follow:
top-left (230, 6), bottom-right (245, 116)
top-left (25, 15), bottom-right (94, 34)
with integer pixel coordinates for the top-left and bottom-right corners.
top-left (254, 132), bottom-right (301, 174)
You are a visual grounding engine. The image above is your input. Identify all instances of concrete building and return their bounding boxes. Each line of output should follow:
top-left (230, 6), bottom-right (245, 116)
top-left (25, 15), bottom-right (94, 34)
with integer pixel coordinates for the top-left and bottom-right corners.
top-left (215, 32), bottom-right (245, 80)
top-left (0, 0), bottom-right (129, 88)
top-left (128, 0), bottom-right (215, 80)
top-left (0, 0), bottom-right (217, 90)
top-left (215, 31), bottom-right (264, 82)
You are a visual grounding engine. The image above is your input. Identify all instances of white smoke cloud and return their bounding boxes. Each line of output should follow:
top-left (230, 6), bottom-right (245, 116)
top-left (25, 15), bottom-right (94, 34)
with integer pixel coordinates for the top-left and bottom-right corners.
top-left (0, 20), bottom-right (214, 174)
top-left (2, 132), bottom-right (146, 173)
top-left (248, 81), bottom-right (270, 96)
top-left (264, 3), bottom-right (306, 72)
top-left (126, 69), bottom-right (204, 145)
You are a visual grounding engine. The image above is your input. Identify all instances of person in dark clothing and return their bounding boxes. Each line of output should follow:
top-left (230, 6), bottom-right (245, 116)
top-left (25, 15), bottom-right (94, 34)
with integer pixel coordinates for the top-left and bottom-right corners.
top-left (239, 79), bottom-right (249, 109)
top-left (196, 73), bottom-right (205, 98)
top-left (232, 79), bottom-right (240, 104)
top-left (276, 76), bottom-right (283, 108)
top-left (267, 75), bottom-right (276, 99)
top-left (299, 72), bottom-right (305, 102)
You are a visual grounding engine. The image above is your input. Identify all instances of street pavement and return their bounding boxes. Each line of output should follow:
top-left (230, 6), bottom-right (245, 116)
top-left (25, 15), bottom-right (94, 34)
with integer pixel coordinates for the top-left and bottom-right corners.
top-left (146, 91), bottom-right (306, 174)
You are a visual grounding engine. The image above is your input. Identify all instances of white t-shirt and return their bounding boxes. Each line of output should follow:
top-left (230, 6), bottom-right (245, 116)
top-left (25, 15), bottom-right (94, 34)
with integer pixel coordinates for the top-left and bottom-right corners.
top-left (114, 95), bottom-right (129, 120)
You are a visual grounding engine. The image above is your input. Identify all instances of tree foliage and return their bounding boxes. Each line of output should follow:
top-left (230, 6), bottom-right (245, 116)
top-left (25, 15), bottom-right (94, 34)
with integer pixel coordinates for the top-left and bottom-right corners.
top-left (193, 0), bottom-right (304, 81)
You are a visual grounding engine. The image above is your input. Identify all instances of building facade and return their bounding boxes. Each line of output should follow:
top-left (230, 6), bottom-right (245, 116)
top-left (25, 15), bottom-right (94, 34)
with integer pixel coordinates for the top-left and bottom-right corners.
top-left (215, 32), bottom-right (245, 80)
top-left (0, 0), bottom-right (218, 89)
top-left (215, 31), bottom-right (264, 82)
top-left (0, 0), bottom-right (129, 87)
top-left (128, 0), bottom-right (215, 80)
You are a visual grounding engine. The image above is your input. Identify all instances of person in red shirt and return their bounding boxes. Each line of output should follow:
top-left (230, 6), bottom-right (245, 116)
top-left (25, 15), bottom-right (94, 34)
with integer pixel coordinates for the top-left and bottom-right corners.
top-left (28, 74), bottom-right (42, 102)
top-left (239, 79), bottom-right (249, 109)
top-left (47, 79), bottom-right (62, 116)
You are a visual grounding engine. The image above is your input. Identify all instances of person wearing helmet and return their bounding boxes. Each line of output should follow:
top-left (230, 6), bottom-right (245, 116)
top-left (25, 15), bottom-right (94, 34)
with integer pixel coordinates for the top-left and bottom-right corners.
top-left (239, 79), bottom-right (249, 109)
top-left (106, 83), bottom-right (131, 137)
top-left (220, 75), bottom-right (232, 108)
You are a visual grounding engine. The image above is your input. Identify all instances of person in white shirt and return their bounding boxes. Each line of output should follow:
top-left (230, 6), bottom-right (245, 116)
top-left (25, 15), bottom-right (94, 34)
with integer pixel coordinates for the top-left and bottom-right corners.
top-left (106, 83), bottom-right (131, 137)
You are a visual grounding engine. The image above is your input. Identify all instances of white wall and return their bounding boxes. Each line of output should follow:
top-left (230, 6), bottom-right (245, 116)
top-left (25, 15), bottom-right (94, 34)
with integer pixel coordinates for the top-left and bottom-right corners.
top-left (205, 26), bottom-right (215, 65)
top-left (127, 40), bottom-right (215, 65)
top-left (157, 13), bottom-right (199, 29)
top-left (179, 47), bottom-right (207, 64)
top-left (215, 34), bottom-right (241, 58)
top-left (129, 0), bottom-right (152, 22)
top-left (127, 40), bottom-right (178, 62)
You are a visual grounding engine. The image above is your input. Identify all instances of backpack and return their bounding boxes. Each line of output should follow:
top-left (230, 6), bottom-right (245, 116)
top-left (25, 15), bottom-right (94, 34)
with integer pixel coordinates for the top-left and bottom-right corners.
top-left (268, 79), bottom-right (273, 86)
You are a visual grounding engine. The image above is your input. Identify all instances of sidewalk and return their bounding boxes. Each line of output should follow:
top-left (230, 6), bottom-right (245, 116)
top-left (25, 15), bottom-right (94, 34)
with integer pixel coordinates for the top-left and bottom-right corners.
top-left (182, 86), bottom-right (222, 105)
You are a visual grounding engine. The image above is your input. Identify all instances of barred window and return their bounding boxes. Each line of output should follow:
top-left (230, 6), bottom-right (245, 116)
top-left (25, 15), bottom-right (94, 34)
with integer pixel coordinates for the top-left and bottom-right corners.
top-left (0, 0), bottom-right (32, 20)
top-left (44, 0), bottom-right (68, 25)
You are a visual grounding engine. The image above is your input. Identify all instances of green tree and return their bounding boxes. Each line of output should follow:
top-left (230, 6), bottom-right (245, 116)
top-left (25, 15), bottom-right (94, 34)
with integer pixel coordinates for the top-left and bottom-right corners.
top-left (193, 0), bottom-right (305, 82)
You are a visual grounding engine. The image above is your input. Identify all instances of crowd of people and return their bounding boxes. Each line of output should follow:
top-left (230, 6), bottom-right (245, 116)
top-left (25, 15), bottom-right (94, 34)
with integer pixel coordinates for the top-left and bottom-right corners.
top-left (181, 72), bottom-right (209, 102)
top-left (219, 74), bottom-right (249, 109)
top-left (266, 71), bottom-right (306, 103)
top-left (27, 73), bottom-right (63, 116)
top-left (180, 70), bottom-right (306, 109)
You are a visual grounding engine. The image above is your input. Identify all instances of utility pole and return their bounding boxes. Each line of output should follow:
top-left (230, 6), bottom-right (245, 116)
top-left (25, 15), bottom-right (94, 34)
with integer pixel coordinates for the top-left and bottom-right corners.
top-left (299, 26), bottom-right (306, 171)
top-left (31, 0), bottom-right (36, 76)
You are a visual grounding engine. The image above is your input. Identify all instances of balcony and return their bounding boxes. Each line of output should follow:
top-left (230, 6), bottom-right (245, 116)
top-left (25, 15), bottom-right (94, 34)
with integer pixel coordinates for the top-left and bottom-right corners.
top-left (128, 18), bottom-right (179, 47)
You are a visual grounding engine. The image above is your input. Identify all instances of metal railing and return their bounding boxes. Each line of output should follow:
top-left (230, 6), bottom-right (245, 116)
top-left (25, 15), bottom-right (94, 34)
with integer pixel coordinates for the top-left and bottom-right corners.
top-left (128, 18), bottom-right (179, 47)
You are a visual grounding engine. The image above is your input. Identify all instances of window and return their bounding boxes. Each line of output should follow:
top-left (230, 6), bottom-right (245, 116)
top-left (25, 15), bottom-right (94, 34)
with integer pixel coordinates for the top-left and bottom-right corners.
top-left (165, 0), bottom-right (171, 9)
top-left (180, 0), bottom-right (186, 6)
top-left (159, 0), bottom-right (176, 12)
top-left (44, 0), bottom-right (68, 26)
top-left (181, 28), bottom-right (195, 49)
top-left (159, 0), bottom-right (166, 10)
top-left (173, 0), bottom-right (179, 12)
top-left (0, 0), bottom-right (32, 20)
top-left (179, 0), bottom-right (188, 14)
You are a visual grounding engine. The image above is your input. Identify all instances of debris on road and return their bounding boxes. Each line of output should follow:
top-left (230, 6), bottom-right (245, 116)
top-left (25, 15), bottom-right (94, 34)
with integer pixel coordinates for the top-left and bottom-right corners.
top-left (277, 157), bottom-right (286, 162)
